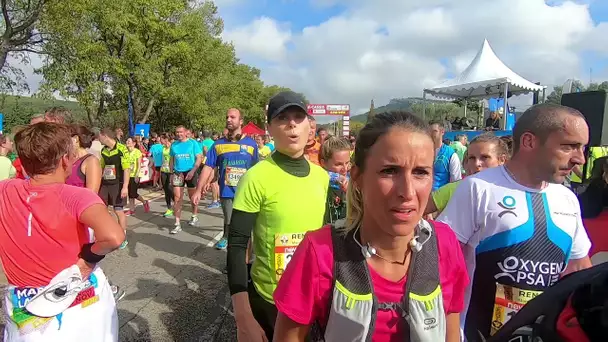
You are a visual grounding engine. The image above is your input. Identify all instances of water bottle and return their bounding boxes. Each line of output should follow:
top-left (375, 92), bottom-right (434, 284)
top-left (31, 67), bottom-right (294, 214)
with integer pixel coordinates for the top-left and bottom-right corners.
top-left (328, 171), bottom-right (349, 190)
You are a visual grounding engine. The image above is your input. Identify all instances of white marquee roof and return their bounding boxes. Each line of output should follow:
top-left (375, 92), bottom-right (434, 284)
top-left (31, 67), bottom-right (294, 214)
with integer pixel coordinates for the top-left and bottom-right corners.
top-left (425, 39), bottom-right (545, 100)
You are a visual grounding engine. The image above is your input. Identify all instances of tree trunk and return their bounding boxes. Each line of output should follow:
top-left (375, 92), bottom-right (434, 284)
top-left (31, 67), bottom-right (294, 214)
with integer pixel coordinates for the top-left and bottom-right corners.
top-left (138, 97), bottom-right (155, 124)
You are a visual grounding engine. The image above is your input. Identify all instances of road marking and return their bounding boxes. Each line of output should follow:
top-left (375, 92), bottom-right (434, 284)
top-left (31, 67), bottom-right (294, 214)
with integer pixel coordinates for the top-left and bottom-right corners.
top-left (206, 231), bottom-right (224, 247)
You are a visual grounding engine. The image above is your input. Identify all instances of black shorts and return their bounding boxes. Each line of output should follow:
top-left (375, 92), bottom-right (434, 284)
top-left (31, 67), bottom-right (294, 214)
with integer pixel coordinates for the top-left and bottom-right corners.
top-left (128, 178), bottom-right (139, 199)
top-left (173, 170), bottom-right (199, 189)
top-left (155, 166), bottom-right (161, 172)
top-left (99, 183), bottom-right (125, 209)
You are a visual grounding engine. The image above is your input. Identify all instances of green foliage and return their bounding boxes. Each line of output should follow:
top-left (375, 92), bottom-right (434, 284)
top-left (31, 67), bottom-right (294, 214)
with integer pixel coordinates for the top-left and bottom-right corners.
top-left (0, 94), bottom-right (84, 132)
top-left (33, 0), bottom-right (301, 133)
top-left (546, 80), bottom-right (608, 104)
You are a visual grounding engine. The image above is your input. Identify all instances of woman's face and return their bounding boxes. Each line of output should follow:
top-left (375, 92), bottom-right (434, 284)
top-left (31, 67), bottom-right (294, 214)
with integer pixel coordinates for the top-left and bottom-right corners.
top-left (321, 150), bottom-right (351, 175)
top-left (255, 135), bottom-right (264, 147)
top-left (126, 138), bottom-right (135, 150)
top-left (268, 109), bottom-right (310, 157)
top-left (353, 128), bottom-right (434, 236)
top-left (464, 141), bottom-right (506, 175)
top-left (1, 137), bottom-right (13, 152)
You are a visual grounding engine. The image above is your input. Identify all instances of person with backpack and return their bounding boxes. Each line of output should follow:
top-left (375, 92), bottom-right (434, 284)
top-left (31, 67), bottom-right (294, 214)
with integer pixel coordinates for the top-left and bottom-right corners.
top-left (272, 111), bottom-right (469, 342)
top-left (438, 104), bottom-right (593, 341)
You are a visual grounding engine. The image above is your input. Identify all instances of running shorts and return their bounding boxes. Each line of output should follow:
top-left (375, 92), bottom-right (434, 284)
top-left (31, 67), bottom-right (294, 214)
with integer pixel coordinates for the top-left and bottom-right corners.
top-left (127, 179), bottom-right (139, 199)
top-left (172, 170), bottom-right (199, 189)
top-left (99, 183), bottom-right (125, 209)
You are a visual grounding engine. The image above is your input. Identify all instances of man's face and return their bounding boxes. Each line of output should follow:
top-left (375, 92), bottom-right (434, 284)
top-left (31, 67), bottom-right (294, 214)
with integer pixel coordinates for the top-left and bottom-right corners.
top-left (318, 129), bottom-right (328, 142)
top-left (212, 134), bottom-right (219, 141)
top-left (255, 135), bottom-right (263, 146)
top-left (115, 129), bottom-right (123, 137)
top-left (532, 115), bottom-right (588, 184)
top-left (308, 119), bottom-right (317, 142)
top-left (460, 136), bottom-right (468, 145)
top-left (226, 110), bottom-right (242, 131)
top-left (175, 127), bottom-right (187, 141)
top-left (429, 124), bottom-right (444, 145)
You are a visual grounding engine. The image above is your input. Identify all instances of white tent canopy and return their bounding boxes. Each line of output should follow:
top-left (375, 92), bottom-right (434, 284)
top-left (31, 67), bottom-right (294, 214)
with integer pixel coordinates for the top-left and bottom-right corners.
top-left (424, 39), bottom-right (546, 100)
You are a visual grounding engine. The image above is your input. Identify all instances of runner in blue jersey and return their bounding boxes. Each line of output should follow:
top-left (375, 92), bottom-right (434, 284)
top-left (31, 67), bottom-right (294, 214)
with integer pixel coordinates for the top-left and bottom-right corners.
top-left (429, 121), bottom-right (462, 190)
top-left (192, 108), bottom-right (258, 250)
top-left (438, 104), bottom-right (592, 341)
top-left (169, 125), bottom-right (203, 234)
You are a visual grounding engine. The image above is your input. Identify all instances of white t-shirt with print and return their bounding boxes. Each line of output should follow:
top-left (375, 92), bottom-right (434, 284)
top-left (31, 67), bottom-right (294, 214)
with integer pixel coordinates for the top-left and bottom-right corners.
top-left (437, 166), bottom-right (591, 337)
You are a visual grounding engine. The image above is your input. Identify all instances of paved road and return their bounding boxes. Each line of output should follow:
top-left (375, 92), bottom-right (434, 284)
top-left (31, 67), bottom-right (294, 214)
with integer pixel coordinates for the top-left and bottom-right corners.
top-left (1, 190), bottom-right (238, 342)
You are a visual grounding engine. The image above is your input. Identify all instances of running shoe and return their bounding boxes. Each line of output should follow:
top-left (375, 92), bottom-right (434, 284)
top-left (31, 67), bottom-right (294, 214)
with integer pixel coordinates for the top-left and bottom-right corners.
top-left (124, 210), bottom-right (132, 216)
top-left (207, 202), bottom-right (221, 209)
top-left (189, 215), bottom-right (199, 226)
top-left (111, 284), bottom-right (126, 302)
top-left (143, 200), bottom-right (150, 213)
top-left (163, 209), bottom-right (174, 217)
top-left (119, 240), bottom-right (129, 249)
top-left (215, 237), bottom-right (228, 250)
top-left (170, 224), bottom-right (182, 234)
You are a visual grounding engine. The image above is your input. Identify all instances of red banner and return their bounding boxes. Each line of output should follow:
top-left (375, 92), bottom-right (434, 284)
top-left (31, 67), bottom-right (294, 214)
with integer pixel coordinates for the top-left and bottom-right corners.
top-left (307, 104), bottom-right (350, 116)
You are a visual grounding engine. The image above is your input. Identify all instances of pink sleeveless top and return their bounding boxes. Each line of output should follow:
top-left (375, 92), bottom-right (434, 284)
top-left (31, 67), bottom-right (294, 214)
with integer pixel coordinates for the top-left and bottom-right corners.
top-left (66, 154), bottom-right (91, 188)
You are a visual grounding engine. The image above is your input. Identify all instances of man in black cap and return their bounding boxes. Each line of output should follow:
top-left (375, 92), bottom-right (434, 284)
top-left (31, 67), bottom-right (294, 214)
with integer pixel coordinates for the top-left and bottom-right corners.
top-left (225, 91), bottom-right (330, 341)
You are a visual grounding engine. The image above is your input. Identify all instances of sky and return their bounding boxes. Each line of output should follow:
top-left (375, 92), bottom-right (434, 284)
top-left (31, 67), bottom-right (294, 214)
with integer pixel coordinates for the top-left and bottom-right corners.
top-left (13, 0), bottom-right (608, 120)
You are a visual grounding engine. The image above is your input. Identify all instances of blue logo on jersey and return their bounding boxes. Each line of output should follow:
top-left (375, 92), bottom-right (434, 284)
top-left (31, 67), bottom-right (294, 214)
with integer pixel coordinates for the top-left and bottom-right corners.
top-left (498, 195), bottom-right (517, 218)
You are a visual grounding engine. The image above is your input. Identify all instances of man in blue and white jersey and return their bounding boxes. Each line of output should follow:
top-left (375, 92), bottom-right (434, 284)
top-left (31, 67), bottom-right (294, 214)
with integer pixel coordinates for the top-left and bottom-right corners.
top-left (429, 120), bottom-right (462, 190)
top-left (438, 104), bottom-right (592, 341)
top-left (192, 108), bottom-right (258, 250)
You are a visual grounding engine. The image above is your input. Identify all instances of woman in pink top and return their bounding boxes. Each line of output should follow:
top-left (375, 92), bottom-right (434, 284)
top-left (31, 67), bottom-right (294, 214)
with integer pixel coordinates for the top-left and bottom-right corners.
top-left (0, 123), bottom-right (125, 342)
top-left (273, 112), bottom-right (469, 341)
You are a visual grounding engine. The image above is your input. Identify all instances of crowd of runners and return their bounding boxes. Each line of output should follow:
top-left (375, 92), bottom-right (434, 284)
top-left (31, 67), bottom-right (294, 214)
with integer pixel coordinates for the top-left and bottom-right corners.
top-left (0, 92), bottom-right (604, 341)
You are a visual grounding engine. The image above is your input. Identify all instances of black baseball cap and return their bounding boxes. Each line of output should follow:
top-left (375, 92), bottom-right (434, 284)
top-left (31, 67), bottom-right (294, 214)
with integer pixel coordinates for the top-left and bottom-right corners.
top-left (266, 91), bottom-right (307, 123)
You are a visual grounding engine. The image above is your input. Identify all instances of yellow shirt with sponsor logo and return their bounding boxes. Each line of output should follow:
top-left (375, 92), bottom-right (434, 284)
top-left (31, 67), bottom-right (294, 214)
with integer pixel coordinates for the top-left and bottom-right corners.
top-left (233, 155), bottom-right (329, 304)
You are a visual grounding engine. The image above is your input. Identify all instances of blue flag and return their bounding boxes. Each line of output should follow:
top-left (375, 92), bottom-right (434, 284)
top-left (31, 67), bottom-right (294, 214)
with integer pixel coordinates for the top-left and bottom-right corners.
top-left (128, 89), bottom-right (135, 136)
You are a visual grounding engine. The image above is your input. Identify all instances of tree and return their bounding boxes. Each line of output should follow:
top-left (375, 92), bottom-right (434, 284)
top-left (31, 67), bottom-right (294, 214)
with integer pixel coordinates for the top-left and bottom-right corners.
top-left (350, 121), bottom-right (364, 134)
top-left (0, 0), bottom-right (51, 93)
top-left (546, 80), bottom-right (585, 105)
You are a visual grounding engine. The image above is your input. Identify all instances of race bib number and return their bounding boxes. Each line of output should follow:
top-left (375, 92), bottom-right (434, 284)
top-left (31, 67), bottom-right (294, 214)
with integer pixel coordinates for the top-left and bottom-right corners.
top-left (225, 167), bottom-right (246, 187)
top-left (103, 165), bottom-right (116, 180)
top-left (161, 159), bottom-right (170, 173)
top-left (172, 173), bottom-right (185, 187)
top-left (274, 233), bottom-right (305, 281)
top-left (490, 283), bottom-right (543, 335)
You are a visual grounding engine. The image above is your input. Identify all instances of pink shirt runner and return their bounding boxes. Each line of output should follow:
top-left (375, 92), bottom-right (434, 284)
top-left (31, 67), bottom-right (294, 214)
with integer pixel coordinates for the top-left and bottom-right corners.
top-left (274, 222), bottom-right (469, 341)
top-left (0, 179), bottom-right (103, 287)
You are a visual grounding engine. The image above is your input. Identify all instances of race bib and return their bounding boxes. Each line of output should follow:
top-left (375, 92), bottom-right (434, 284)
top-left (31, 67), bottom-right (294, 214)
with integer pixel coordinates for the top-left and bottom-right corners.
top-left (103, 165), bottom-right (116, 180)
top-left (274, 233), bottom-right (305, 281)
top-left (161, 159), bottom-right (170, 173)
top-left (490, 283), bottom-right (543, 335)
top-left (172, 173), bottom-right (184, 187)
top-left (225, 167), bottom-right (246, 187)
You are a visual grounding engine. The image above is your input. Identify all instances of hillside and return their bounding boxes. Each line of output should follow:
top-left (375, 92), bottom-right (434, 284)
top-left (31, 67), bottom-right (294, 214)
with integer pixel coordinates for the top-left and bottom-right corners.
top-left (0, 94), bottom-right (85, 131)
top-left (351, 97), bottom-right (447, 123)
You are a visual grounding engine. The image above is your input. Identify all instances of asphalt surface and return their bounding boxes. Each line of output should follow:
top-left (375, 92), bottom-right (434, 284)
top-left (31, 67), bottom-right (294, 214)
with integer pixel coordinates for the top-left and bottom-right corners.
top-left (0, 189), bottom-right (238, 342)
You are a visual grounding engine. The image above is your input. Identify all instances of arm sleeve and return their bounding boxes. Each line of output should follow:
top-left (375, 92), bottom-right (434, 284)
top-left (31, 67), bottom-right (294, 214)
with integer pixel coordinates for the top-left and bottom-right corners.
top-left (448, 153), bottom-right (462, 182)
top-left (431, 182), bottom-right (457, 213)
top-left (437, 178), bottom-right (480, 246)
top-left (134, 150), bottom-right (142, 175)
top-left (99, 153), bottom-right (105, 169)
top-left (227, 210), bottom-right (258, 295)
top-left (205, 143), bottom-right (218, 168)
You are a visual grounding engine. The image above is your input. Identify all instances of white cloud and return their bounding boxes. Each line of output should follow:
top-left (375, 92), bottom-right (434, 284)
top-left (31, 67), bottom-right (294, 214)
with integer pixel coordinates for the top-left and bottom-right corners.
top-left (221, 17), bottom-right (292, 62)
top-left (223, 0), bottom-right (608, 114)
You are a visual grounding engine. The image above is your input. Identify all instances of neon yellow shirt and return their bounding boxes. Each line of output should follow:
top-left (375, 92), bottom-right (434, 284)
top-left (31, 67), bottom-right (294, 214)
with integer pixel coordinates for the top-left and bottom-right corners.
top-left (161, 146), bottom-right (171, 173)
top-left (0, 156), bottom-right (16, 181)
top-left (570, 146), bottom-right (608, 183)
top-left (233, 156), bottom-right (329, 304)
top-left (431, 180), bottom-right (461, 213)
top-left (127, 149), bottom-right (142, 178)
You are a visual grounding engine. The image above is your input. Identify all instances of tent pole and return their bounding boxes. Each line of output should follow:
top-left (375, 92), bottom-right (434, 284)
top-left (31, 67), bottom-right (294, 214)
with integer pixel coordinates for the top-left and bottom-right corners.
top-left (542, 88), bottom-right (546, 103)
top-left (422, 91), bottom-right (427, 121)
top-left (503, 82), bottom-right (509, 130)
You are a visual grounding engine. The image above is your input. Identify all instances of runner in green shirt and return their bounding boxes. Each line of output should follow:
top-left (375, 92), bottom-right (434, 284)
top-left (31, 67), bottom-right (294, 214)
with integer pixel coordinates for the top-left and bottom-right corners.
top-left (227, 91), bottom-right (329, 341)
top-left (426, 133), bottom-right (509, 216)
